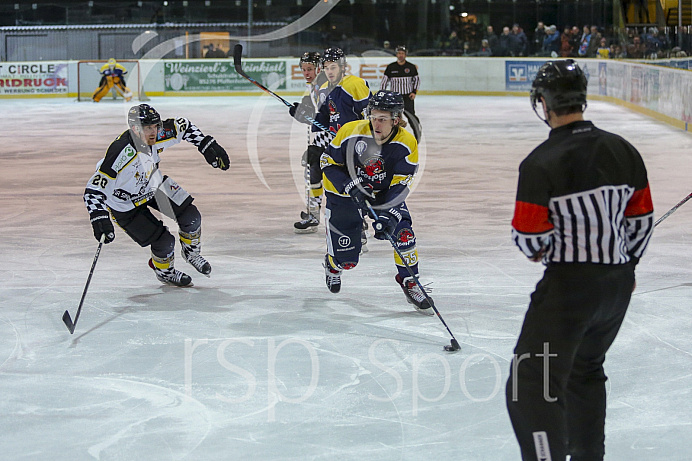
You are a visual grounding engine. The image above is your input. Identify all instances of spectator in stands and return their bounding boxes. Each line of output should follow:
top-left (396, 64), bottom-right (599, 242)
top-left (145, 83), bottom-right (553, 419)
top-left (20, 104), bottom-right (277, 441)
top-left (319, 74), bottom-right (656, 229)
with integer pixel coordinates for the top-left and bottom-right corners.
top-left (560, 26), bottom-right (574, 57)
top-left (643, 27), bottom-right (666, 59)
top-left (509, 23), bottom-right (529, 57)
top-left (569, 26), bottom-right (581, 56)
top-left (471, 39), bottom-right (493, 56)
top-left (542, 25), bottom-right (561, 56)
top-left (597, 37), bottom-right (610, 58)
top-left (533, 21), bottom-right (546, 56)
top-left (586, 25), bottom-right (602, 57)
top-left (484, 25), bottom-right (500, 56)
top-left (498, 26), bottom-right (512, 56)
top-left (681, 26), bottom-right (692, 55)
top-left (627, 36), bottom-right (646, 58)
top-left (578, 25), bottom-right (591, 56)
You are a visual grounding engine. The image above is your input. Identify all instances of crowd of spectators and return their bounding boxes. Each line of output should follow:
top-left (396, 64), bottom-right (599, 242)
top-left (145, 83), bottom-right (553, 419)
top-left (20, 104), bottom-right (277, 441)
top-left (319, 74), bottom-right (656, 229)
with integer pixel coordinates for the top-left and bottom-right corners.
top-left (433, 21), bottom-right (691, 60)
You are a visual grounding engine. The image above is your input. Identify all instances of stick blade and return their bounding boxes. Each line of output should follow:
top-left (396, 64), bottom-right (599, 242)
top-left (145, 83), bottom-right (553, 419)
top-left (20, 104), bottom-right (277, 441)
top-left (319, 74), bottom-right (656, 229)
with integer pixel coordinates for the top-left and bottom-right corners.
top-left (233, 44), bottom-right (243, 69)
top-left (62, 310), bottom-right (75, 334)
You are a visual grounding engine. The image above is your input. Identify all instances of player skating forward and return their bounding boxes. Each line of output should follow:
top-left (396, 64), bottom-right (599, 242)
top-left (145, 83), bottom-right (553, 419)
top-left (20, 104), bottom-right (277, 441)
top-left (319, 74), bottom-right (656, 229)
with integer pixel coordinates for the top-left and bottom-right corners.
top-left (289, 51), bottom-right (328, 233)
top-left (506, 60), bottom-right (654, 460)
top-left (312, 47), bottom-right (372, 250)
top-left (84, 104), bottom-right (230, 287)
top-left (92, 58), bottom-right (133, 102)
top-left (321, 90), bottom-right (433, 314)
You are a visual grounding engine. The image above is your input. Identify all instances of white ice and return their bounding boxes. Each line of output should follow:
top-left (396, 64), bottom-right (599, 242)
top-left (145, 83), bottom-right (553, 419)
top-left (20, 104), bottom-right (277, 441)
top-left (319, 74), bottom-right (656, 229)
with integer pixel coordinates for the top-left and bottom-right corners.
top-left (0, 95), bottom-right (690, 460)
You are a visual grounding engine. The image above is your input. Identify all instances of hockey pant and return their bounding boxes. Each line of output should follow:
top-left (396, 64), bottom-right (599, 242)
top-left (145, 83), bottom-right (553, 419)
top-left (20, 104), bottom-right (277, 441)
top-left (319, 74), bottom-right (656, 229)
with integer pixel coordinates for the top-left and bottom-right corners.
top-left (325, 193), bottom-right (418, 278)
top-left (505, 262), bottom-right (635, 461)
top-left (110, 180), bottom-right (200, 266)
top-left (92, 75), bottom-right (133, 102)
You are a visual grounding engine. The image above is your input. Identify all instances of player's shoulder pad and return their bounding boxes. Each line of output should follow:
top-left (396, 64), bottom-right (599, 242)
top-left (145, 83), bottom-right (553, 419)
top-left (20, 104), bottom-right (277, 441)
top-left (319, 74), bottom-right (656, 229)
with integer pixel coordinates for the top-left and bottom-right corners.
top-left (332, 119), bottom-right (371, 147)
top-left (100, 131), bottom-right (138, 177)
top-left (391, 127), bottom-right (418, 159)
top-left (341, 75), bottom-right (370, 101)
top-left (99, 63), bottom-right (109, 73)
top-left (115, 63), bottom-right (127, 73)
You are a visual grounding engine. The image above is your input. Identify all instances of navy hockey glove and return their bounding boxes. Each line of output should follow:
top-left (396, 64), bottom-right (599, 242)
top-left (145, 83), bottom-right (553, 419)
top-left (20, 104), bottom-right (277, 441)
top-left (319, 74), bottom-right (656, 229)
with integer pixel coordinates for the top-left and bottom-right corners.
top-left (90, 213), bottom-right (115, 244)
top-left (372, 211), bottom-right (399, 240)
top-left (198, 135), bottom-right (230, 171)
top-left (344, 179), bottom-right (374, 211)
top-left (289, 95), bottom-right (315, 125)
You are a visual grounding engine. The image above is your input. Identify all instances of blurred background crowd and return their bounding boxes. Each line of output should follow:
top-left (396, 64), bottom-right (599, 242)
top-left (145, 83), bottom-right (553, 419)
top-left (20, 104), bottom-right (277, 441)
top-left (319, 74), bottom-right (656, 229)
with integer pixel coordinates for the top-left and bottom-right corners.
top-left (0, 0), bottom-right (689, 60)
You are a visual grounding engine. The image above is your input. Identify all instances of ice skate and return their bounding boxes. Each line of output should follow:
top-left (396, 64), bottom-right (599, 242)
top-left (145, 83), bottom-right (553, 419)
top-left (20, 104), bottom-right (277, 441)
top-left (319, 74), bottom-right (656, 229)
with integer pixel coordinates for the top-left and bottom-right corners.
top-left (179, 229), bottom-right (211, 276)
top-left (396, 274), bottom-right (433, 315)
top-left (323, 254), bottom-right (342, 293)
top-left (181, 246), bottom-right (212, 276)
top-left (294, 212), bottom-right (319, 234)
top-left (149, 258), bottom-right (193, 287)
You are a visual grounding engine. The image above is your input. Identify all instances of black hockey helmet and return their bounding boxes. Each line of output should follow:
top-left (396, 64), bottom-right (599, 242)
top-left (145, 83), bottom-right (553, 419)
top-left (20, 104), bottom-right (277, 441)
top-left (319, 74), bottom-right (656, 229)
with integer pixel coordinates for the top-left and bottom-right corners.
top-left (322, 47), bottom-right (345, 67)
top-left (530, 59), bottom-right (587, 114)
top-left (127, 104), bottom-right (161, 129)
top-left (299, 51), bottom-right (321, 67)
top-left (367, 90), bottom-right (405, 118)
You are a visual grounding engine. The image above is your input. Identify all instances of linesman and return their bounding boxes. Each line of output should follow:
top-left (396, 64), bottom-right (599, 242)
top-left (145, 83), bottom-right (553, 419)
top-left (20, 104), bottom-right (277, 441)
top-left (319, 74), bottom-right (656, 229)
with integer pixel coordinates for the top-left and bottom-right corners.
top-left (506, 60), bottom-right (654, 461)
top-left (380, 46), bottom-right (421, 141)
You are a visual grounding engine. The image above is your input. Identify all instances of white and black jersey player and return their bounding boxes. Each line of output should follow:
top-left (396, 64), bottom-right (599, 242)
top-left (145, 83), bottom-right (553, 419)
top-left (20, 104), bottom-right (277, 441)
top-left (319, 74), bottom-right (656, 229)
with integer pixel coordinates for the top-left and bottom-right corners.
top-left (84, 104), bottom-right (230, 287)
top-left (288, 51), bottom-right (328, 233)
top-left (506, 60), bottom-right (654, 461)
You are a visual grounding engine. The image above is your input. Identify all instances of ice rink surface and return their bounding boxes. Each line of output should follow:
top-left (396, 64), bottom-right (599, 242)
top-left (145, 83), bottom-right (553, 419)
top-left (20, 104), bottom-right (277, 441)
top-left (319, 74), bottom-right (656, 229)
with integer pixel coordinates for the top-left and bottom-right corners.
top-left (0, 95), bottom-right (691, 460)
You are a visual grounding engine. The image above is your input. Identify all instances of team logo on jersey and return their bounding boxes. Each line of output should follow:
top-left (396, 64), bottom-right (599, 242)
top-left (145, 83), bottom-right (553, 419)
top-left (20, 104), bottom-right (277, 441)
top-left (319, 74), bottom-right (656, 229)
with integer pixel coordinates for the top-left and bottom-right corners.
top-left (404, 68), bottom-right (410, 74)
top-left (338, 235), bottom-right (351, 247)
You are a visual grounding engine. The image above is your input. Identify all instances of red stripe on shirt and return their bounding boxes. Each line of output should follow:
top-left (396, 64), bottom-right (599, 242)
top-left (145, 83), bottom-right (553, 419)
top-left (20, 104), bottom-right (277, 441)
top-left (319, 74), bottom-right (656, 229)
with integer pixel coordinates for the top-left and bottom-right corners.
top-left (512, 200), bottom-right (553, 233)
top-left (625, 183), bottom-right (654, 217)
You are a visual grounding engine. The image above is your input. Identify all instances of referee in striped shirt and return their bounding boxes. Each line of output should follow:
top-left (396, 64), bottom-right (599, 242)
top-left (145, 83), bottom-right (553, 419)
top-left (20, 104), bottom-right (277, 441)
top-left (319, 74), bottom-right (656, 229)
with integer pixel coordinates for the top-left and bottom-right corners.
top-left (507, 60), bottom-right (654, 461)
top-left (380, 45), bottom-right (421, 141)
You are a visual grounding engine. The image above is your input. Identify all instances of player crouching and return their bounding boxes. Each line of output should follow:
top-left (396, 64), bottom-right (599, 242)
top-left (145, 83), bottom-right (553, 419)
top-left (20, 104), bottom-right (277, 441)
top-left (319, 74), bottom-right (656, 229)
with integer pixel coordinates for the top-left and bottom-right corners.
top-left (83, 104), bottom-right (230, 287)
top-left (321, 90), bottom-right (432, 314)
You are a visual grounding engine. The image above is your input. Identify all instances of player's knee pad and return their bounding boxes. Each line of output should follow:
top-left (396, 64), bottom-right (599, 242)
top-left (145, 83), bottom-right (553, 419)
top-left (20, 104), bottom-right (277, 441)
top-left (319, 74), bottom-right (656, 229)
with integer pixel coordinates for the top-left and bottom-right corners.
top-left (150, 230), bottom-right (175, 258)
top-left (393, 221), bottom-right (416, 251)
top-left (176, 203), bottom-right (201, 234)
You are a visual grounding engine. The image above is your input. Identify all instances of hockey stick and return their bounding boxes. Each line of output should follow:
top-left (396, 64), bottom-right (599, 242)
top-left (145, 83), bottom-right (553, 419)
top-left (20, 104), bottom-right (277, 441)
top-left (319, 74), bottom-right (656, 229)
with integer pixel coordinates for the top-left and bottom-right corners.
top-left (62, 234), bottom-right (105, 334)
top-left (365, 202), bottom-right (461, 352)
top-left (232, 44), bottom-right (330, 132)
top-left (654, 191), bottom-right (692, 227)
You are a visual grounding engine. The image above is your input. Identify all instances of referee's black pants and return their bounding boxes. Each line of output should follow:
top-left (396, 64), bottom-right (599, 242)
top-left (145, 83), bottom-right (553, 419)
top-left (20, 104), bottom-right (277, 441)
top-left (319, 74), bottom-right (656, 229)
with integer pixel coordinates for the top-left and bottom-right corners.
top-left (506, 262), bottom-right (635, 461)
top-left (403, 97), bottom-right (421, 142)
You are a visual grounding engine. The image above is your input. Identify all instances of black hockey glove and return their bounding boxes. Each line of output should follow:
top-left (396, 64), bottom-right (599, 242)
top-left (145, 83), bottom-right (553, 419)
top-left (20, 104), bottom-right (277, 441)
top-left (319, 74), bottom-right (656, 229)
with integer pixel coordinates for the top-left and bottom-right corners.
top-left (306, 145), bottom-right (323, 167)
top-left (372, 211), bottom-right (399, 240)
top-left (344, 179), bottom-right (374, 211)
top-left (289, 95), bottom-right (315, 125)
top-left (90, 213), bottom-right (115, 244)
top-left (198, 135), bottom-right (230, 171)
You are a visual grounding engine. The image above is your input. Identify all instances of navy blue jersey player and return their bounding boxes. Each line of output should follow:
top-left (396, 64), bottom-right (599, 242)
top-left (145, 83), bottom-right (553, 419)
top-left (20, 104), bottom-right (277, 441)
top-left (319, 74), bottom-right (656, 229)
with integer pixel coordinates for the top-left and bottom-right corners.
top-left (320, 90), bottom-right (433, 314)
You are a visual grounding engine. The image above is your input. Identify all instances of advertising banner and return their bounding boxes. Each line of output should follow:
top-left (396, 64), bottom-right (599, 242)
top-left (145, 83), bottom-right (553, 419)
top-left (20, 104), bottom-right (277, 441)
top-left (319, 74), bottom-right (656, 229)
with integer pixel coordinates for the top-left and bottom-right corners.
top-left (0, 62), bottom-right (68, 95)
top-left (164, 59), bottom-right (286, 92)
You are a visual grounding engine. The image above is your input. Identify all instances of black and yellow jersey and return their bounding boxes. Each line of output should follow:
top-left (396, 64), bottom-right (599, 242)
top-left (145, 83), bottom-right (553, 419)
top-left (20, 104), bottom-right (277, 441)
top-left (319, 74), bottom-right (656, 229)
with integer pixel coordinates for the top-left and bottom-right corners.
top-left (321, 119), bottom-right (418, 211)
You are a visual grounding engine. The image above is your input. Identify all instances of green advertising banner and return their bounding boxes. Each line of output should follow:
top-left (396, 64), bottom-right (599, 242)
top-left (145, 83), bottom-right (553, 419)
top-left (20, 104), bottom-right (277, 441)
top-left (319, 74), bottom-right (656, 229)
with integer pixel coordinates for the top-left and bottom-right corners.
top-left (164, 60), bottom-right (286, 92)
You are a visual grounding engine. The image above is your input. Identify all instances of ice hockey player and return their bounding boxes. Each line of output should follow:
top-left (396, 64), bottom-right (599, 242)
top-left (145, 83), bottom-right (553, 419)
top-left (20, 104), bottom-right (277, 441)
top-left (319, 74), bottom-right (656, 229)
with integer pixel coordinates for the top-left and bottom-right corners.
top-left (289, 51), bottom-right (328, 234)
top-left (312, 47), bottom-right (372, 250)
top-left (92, 58), bottom-right (133, 102)
top-left (506, 60), bottom-right (654, 461)
top-left (321, 90), bottom-right (433, 314)
top-left (83, 104), bottom-right (230, 287)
